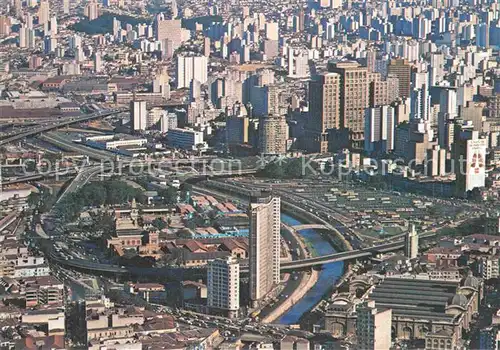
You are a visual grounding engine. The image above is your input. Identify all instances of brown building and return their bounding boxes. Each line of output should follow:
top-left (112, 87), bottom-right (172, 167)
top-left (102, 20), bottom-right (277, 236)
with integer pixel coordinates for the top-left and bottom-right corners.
top-left (328, 61), bottom-right (370, 149)
top-left (370, 73), bottom-right (400, 107)
top-left (307, 72), bottom-right (340, 153)
top-left (388, 59), bottom-right (412, 98)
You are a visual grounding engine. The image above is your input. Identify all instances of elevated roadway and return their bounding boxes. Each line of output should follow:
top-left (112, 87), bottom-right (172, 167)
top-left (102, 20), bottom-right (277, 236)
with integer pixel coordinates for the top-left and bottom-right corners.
top-left (0, 109), bottom-right (126, 146)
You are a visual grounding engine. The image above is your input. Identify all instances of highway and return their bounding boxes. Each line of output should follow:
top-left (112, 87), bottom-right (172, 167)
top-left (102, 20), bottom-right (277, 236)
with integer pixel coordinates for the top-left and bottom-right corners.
top-left (0, 109), bottom-right (126, 146)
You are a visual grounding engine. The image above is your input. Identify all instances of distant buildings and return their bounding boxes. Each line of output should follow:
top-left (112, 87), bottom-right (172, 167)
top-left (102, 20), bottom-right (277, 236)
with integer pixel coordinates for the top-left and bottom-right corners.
top-left (207, 256), bottom-right (240, 318)
top-left (248, 193), bottom-right (280, 308)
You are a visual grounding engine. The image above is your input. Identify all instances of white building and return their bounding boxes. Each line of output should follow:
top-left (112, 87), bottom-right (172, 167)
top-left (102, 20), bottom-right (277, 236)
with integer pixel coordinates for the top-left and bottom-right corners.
top-left (176, 54), bottom-right (208, 89)
top-left (364, 105), bottom-right (395, 154)
top-left (160, 113), bottom-right (178, 133)
top-left (405, 224), bottom-right (419, 259)
top-left (478, 257), bottom-right (499, 280)
top-left (249, 193), bottom-right (281, 308)
top-left (166, 128), bottom-right (205, 150)
top-left (207, 257), bottom-right (240, 318)
top-left (130, 100), bottom-right (147, 131)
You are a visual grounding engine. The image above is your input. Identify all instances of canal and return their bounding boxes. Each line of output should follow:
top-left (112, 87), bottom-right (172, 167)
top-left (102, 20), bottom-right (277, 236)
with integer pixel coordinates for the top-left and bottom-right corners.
top-left (278, 214), bottom-right (344, 324)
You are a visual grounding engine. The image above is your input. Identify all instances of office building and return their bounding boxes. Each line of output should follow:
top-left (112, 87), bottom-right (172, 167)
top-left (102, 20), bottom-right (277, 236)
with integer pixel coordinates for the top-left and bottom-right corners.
top-left (166, 128), bottom-right (205, 150)
top-left (364, 105), bottom-right (395, 154)
top-left (0, 16), bottom-right (11, 37)
top-left (249, 193), bottom-right (280, 308)
top-left (405, 224), bottom-right (419, 259)
top-left (258, 115), bottom-right (288, 155)
top-left (130, 100), bottom-right (147, 131)
top-left (356, 301), bottom-right (392, 350)
top-left (369, 74), bottom-right (399, 107)
top-left (329, 61), bottom-right (370, 149)
top-left (226, 116), bottom-right (249, 144)
top-left (388, 59), bottom-right (412, 98)
top-left (307, 72), bottom-right (340, 153)
top-left (207, 257), bottom-right (240, 318)
top-left (176, 54), bottom-right (208, 89)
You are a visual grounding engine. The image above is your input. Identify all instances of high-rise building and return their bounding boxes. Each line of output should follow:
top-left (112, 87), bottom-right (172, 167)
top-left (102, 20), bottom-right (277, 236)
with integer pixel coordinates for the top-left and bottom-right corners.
top-left (453, 129), bottom-right (487, 197)
top-left (388, 59), bottom-right (412, 98)
top-left (259, 115), bottom-right (288, 155)
top-left (307, 72), bottom-right (340, 153)
top-left (176, 54), bottom-right (208, 89)
top-left (155, 18), bottom-right (183, 50)
top-left (63, 0), bottom-right (70, 14)
top-left (356, 301), bottom-right (392, 350)
top-left (94, 51), bottom-right (102, 73)
top-left (130, 100), bottom-right (147, 131)
top-left (84, 0), bottom-right (99, 20)
top-left (0, 16), bottom-right (11, 37)
top-left (207, 257), bottom-right (240, 318)
top-left (425, 145), bottom-right (447, 177)
top-left (38, 0), bottom-right (50, 27)
top-left (364, 105), bottom-right (395, 154)
top-left (265, 21), bottom-right (279, 41)
top-left (329, 61), bottom-right (370, 149)
top-left (405, 224), bottom-right (419, 259)
top-left (226, 116), bottom-right (249, 144)
top-left (369, 74), bottom-right (399, 107)
top-left (477, 23), bottom-right (490, 49)
top-left (249, 193), bottom-right (280, 308)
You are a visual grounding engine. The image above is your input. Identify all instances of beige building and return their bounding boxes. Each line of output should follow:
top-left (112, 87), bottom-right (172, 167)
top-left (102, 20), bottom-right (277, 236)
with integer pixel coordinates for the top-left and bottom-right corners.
top-left (307, 72), bottom-right (340, 153)
top-left (356, 301), bottom-right (392, 350)
top-left (207, 257), bottom-right (240, 318)
top-left (248, 193), bottom-right (280, 308)
top-left (258, 115), bottom-right (288, 155)
top-left (328, 61), bottom-right (370, 149)
top-left (370, 73), bottom-right (400, 107)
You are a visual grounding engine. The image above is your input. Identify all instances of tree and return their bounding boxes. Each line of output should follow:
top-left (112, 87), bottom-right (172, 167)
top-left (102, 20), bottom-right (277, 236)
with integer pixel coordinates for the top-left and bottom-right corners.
top-left (159, 187), bottom-right (178, 205)
top-left (152, 218), bottom-right (168, 230)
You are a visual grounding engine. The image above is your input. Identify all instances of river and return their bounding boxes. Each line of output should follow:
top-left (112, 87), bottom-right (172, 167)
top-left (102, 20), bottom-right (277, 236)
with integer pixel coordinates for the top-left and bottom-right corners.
top-left (278, 214), bottom-right (344, 324)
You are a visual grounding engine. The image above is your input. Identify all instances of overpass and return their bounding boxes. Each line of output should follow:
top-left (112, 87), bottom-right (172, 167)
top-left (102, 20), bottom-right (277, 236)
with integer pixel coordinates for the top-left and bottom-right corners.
top-left (292, 224), bottom-right (329, 231)
top-left (0, 109), bottom-right (126, 146)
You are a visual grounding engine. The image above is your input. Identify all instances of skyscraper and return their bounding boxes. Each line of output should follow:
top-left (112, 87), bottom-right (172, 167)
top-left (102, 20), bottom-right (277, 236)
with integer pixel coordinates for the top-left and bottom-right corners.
top-left (155, 18), bottom-right (183, 50)
top-left (258, 115), bottom-right (288, 155)
top-left (249, 193), bottom-right (280, 308)
top-left (307, 72), bottom-right (340, 153)
top-left (387, 59), bottom-right (412, 98)
top-left (356, 301), bottom-right (392, 350)
top-left (405, 224), bottom-right (419, 259)
top-left (130, 100), bottom-right (147, 131)
top-left (329, 61), bottom-right (370, 149)
top-left (176, 54), bottom-right (208, 89)
top-left (207, 257), bottom-right (240, 318)
top-left (364, 105), bottom-right (395, 154)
